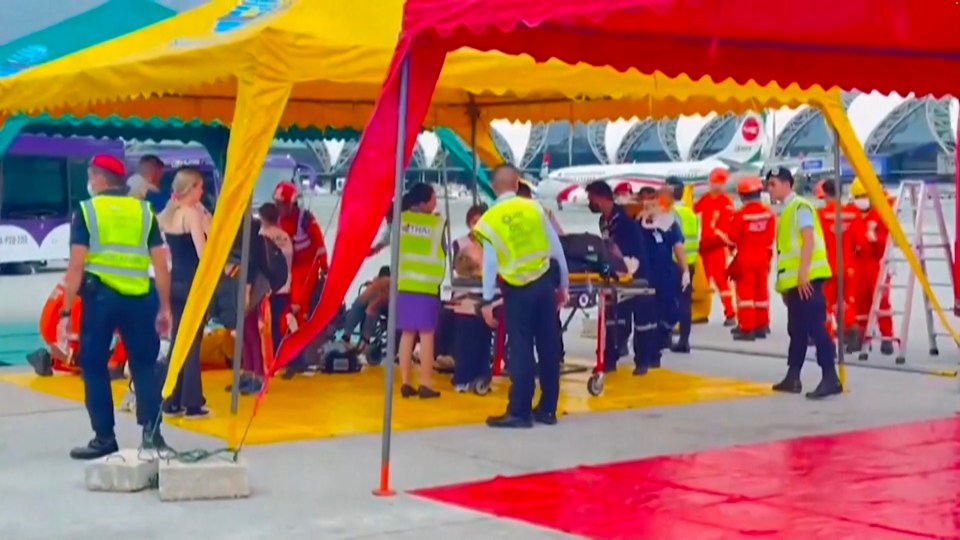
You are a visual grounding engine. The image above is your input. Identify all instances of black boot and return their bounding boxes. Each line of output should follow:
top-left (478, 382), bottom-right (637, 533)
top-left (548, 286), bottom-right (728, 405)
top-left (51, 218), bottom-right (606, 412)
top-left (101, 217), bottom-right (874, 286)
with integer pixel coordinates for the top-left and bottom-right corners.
top-left (756, 326), bottom-right (770, 338)
top-left (772, 370), bottom-right (802, 394)
top-left (723, 317), bottom-right (737, 327)
top-left (844, 328), bottom-right (862, 353)
top-left (805, 370), bottom-right (843, 400)
top-left (670, 342), bottom-right (691, 353)
top-left (880, 340), bottom-right (895, 356)
top-left (69, 436), bottom-right (119, 460)
top-left (142, 425), bottom-right (169, 453)
top-left (486, 413), bottom-right (533, 429)
top-left (27, 349), bottom-right (54, 377)
top-left (732, 329), bottom-right (756, 341)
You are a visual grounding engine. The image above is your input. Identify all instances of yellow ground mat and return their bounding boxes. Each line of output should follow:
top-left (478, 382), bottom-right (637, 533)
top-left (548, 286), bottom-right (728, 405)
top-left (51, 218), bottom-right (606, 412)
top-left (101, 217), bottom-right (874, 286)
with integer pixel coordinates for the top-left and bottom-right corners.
top-left (0, 365), bottom-right (770, 445)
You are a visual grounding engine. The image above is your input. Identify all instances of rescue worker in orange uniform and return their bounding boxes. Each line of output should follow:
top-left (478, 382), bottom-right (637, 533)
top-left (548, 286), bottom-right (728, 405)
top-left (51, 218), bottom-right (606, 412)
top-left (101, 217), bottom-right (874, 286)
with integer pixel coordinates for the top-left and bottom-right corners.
top-left (726, 177), bottom-right (775, 341)
top-left (273, 181), bottom-right (329, 322)
top-left (694, 168), bottom-right (737, 325)
top-left (29, 280), bottom-right (127, 378)
top-left (815, 180), bottom-right (865, 348)
top-left (849, 178), bottom-right (895, 355)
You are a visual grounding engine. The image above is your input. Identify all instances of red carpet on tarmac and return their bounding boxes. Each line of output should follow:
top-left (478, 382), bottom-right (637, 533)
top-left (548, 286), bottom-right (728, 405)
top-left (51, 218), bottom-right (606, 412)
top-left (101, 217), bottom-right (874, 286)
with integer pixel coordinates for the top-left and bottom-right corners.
top-left (412, 418), bottom-right (960, 539)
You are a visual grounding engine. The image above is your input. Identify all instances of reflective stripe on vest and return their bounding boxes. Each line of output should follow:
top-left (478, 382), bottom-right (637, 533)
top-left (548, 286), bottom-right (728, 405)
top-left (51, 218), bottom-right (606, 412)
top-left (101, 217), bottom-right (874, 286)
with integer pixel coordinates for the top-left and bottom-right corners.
top-left (292, 211), bottom-right (313, 253)
top-left (474, 197), bottom-right (550, 287)
top-left (80, 196), bottom-right (153, 296)
top-left (775, 195), bottom-right (832, 293)
top-left (397, 212), bottom-right (446, 295)
top-left (673, 204), bottom-right (700, 265)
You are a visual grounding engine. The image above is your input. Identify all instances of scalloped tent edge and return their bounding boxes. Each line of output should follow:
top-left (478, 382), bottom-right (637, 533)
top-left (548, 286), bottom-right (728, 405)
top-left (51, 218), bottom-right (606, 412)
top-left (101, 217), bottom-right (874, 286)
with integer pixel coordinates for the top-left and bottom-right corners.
top-left (371, 0), bottom-right (958, 347)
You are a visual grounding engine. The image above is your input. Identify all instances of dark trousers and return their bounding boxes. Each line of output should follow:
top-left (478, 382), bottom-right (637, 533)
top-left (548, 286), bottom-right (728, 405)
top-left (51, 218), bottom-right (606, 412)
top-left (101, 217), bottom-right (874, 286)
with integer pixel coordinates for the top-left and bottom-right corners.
top-left (452, 314), bottom-right (493, 385)
top-left (786, 279), bottom-right (835, 371)
top-left (502, 272), bottom-right (561, 418)
top-left (166, 283), bottom-right (206, 410)
top-left (605, 295), bottom-right (659, 371)
top-left (676, 265), bottom-right (694, 347)
top-left (78, 281), bottom-right (161, 439)
top-left (436, 308), bottom-right (457, 357)
top-left (270, 293), bottom-right (290, 355)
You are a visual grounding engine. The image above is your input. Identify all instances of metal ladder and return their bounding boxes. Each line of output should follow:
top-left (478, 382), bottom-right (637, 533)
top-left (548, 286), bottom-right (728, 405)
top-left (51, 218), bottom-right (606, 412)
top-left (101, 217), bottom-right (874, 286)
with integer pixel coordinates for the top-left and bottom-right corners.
top-left (858, 181), bottom-right (956, 364)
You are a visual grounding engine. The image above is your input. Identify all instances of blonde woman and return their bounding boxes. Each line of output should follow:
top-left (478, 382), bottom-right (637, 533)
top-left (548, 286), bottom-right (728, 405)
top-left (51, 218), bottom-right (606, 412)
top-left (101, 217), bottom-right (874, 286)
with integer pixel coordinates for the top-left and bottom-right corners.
top-left (157, 167), bottom-right (210, 419)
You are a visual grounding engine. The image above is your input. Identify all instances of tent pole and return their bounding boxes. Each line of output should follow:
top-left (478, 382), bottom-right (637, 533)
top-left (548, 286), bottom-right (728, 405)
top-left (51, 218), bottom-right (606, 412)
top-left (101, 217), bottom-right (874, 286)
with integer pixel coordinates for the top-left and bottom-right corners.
top-left (833, 129), bottom-right (846, 388)
top-left (230, 197), bottom-right (253, 415)
top-left (374, 56), bottom-right (409, 497)
top-left (442, 159), bottom-right (455, 283)
top-left (468, 95), bottom-right (480, 206)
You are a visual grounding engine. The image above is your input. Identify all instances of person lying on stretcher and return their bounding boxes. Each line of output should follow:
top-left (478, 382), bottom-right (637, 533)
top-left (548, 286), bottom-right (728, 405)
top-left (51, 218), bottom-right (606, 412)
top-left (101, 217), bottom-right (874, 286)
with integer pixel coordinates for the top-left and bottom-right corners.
top-left (27, 280), bottom-right (127, 378)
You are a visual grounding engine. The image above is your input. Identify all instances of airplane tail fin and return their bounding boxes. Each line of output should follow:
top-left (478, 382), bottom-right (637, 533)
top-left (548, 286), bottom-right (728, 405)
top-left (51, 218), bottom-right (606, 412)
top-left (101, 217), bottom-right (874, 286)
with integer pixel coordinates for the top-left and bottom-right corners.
top-left (715, 111), bottom-right (765, 166)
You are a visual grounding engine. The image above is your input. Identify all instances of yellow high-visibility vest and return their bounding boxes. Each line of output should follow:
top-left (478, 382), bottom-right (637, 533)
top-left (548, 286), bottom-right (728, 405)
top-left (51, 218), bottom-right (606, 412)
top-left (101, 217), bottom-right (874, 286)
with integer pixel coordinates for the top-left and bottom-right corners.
top-left (775, 195), bottom-right (832, 293)
top-left (474, 196), bottom-right (550, 286)
top-left (673, 203), bottom-right (700, 265)
top-left (397, 211), bottom-right (446, 295)
top-left (80, 195), bottom-right (153, 296)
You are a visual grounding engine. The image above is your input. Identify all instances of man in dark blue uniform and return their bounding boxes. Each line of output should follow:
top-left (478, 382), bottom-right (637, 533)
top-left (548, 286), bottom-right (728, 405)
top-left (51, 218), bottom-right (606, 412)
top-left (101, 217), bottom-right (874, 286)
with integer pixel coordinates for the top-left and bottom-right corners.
top-left (636, 186), bottom-right (689, 366)
top-left (61, 154), bottom-right (173, 460)
top-left (585, 182), bottom-right (659, 375)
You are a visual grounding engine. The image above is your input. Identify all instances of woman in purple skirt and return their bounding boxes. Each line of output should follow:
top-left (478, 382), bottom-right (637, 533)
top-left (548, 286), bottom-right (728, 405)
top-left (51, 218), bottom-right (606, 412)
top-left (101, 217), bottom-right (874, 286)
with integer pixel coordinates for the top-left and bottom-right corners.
top-left (397, 183), bottom-right (445, 399)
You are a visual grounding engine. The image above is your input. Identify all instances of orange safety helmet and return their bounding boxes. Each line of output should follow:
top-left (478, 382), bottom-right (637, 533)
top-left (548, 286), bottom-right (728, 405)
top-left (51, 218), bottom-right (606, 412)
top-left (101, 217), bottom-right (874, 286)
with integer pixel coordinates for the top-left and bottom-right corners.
top-left (813, 180), bottom-right (826, 199)
top-left (736, 177), bottom-right (764, 195)
top-left (273, 181), bottom-right (299, 204)
top-left (708, 168), bottom-right (729, 185)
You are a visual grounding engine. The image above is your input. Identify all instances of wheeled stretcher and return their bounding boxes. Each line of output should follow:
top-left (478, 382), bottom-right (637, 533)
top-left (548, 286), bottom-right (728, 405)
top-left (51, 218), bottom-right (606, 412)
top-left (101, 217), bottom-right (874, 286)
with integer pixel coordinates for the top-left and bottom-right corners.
top-left (445, 273), bottom-right (655, 396)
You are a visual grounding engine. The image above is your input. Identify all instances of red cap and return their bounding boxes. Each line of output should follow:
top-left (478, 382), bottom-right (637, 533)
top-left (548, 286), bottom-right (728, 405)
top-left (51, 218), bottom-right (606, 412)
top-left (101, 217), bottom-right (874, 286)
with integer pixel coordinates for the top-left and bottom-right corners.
top-left (736, 177), bottom-right (764, 195)
top-left (708, 168), bottom-right (728, 185)
top-left (91, 154), bottom-right (125, 177)
top-left (273, 181), bottom-right (298, 204)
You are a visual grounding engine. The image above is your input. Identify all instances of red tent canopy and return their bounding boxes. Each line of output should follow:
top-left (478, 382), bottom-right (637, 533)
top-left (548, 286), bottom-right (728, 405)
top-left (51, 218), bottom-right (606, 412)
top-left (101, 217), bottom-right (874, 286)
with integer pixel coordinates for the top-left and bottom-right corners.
top-left (399, 0), bottom-right (960, 97)
top-left (277, 0), bottom-right (960, 368)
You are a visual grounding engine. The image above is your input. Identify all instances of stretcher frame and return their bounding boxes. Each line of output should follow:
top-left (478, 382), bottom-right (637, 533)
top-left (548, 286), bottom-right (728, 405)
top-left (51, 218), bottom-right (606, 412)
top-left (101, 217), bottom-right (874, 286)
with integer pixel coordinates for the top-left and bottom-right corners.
top-left (445, 275), bottom-right (655, 396)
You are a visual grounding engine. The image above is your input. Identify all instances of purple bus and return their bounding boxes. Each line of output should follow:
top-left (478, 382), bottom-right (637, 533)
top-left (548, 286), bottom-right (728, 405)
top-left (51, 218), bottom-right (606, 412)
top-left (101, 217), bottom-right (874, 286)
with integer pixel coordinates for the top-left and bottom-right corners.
top-left (125, 146), bottom-right (317, 212)
top-left (0, 135), bottom-right (125, 270)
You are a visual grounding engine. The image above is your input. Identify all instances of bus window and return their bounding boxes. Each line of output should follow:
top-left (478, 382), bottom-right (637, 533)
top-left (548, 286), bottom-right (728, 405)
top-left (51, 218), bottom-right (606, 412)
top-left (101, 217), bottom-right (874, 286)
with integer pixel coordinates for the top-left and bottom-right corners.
top-left (252, 166), bottom-right (292, 209)
top-left (0, 155), bottom-right (69, 219)
top-left (68, 158), bottom-right (91, 209)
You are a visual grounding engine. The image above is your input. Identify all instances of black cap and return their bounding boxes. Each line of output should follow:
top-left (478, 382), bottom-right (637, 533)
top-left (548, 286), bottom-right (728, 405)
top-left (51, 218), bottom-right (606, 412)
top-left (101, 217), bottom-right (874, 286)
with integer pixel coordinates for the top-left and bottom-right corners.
top-left (765, 166), bottom-right (794, 184)
top-left (664, 176), bottom-right (683, 188)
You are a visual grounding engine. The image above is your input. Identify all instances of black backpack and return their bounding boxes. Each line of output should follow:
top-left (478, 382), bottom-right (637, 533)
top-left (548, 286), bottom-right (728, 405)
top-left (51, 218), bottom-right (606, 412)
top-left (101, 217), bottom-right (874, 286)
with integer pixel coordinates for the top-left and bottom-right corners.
top-left (261, 237), bottom-right (289, 293)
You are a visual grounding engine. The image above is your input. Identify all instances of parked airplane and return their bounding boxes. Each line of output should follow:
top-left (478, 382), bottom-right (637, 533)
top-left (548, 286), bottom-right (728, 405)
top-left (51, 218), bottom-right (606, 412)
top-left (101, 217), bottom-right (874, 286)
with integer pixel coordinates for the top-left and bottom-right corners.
top-left (538, 112), bottom-right (768, 207)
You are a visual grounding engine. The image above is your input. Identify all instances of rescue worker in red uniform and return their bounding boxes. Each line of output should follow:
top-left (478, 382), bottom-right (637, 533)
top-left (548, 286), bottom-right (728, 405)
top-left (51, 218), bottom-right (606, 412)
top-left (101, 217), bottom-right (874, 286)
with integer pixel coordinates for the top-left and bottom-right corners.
top-left (273, 181), bottom-right (329, 322)
top-left (816, 180), bottom-right (865, 348)
top-left (726, 177), bottom-right (775, 341)
top-left (694, 168), bottom-right (737, 325)
top-left (849, 178), bottom-right (895, 355)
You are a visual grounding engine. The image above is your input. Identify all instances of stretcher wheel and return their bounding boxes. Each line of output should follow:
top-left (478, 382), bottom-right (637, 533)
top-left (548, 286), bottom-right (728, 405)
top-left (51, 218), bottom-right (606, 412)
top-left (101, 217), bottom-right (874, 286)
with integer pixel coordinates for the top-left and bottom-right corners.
top-left (857, 352), bottom-right (869, 362)
top-left (472, 378), bottom-right (492, 396)
top-left (365, 342), bottom-right (384, 366)
top-left (587, 373), bottom-right (604, 396)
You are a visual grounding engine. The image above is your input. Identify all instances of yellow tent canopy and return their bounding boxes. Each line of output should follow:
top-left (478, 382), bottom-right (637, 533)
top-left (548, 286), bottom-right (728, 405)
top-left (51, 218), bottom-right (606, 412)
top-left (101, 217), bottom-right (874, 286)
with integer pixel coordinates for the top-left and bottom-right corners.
top-left (0, 0), bottom-right (943, 396)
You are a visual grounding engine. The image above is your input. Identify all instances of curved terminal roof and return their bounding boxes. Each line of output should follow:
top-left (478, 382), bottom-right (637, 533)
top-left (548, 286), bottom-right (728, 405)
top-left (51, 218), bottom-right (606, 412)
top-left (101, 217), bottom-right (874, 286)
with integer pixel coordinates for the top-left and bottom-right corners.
top-left (605, 118), bottom-right (636, 161)
top-left (490, 120), bottom-right (531, 165)
top-left (675, 114), bottom-right (714, 160)
top-left (768, 107), bottom-right (802, 140)
top-left (418, 131), bottom-right (441, 167)
top-left (847, 91), bottom-right (907, 142)
top-left (323, 139), bottom-right (346, 167)
top-left (952, 99), bottom-right (958, 140)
